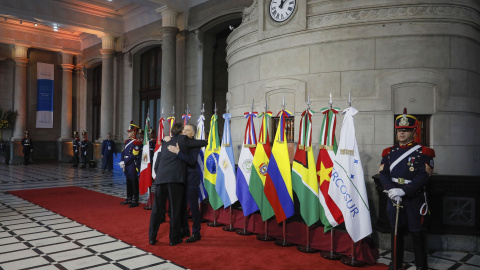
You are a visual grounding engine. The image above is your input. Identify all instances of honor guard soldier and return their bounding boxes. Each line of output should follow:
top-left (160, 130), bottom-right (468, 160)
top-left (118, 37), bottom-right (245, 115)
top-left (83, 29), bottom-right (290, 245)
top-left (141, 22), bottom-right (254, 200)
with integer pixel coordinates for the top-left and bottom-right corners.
top-left (119, 121), bottom-right (142, 208)
top-left (137, 129), bottom-right (144, 143)
top-left (379, 108), bottom-right (435, 270)
top-left (72, 131), bottom-right (81, 167)
top-left (80, 130), bottom-right (89, 169)
top-left (21, 131), bottom-right (33, 165)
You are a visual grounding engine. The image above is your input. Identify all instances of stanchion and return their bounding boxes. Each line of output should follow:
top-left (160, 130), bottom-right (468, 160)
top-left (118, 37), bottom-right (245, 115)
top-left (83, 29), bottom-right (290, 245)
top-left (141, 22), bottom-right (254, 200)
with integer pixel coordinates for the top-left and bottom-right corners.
top-left (207, 209), bottom-right (222, 227)
top-left (341, 240), bottom-right (366, 267)
top-left (236, 214), bottom-right (253, 235)
top-left (297, 225), bottom-right (319, 253)
top-left (256, 220), bottom-right (275, 241)
top-left (321, 228), bottom-right (343, 260)
top-left (274, 220), bottom-right (295, 247)
top-left (223, 205), bottom-right (236, 231)
top-left (143, 187), bottom-right (154, 210)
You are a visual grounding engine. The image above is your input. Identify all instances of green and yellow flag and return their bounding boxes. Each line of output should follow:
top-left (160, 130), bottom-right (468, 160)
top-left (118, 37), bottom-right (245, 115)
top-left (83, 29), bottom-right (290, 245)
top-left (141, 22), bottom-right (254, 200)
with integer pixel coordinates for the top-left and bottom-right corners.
top-left (204, 114), bottom-right (223, 210)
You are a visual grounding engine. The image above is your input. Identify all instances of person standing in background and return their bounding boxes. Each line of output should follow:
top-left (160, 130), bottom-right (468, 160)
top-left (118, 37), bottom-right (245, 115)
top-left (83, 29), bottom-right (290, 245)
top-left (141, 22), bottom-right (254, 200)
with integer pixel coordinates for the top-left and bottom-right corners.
top-left (119, 122), bottom-right (142, 208)
top-left (72, 131), bottom-right (80, 168)
top-left (21, 130), bottom-right (33, 165)
top-left (101, 133), bottom-right (117, 174)
top-left (80, 130), bottom-right (88, 169)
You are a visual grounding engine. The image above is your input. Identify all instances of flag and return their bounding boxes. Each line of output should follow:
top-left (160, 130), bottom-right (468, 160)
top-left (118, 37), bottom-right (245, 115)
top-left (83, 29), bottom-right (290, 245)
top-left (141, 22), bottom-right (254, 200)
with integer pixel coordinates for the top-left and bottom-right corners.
top-left (167, 116), bottom-right (175, 136)
top-left (196, 114), bottom-right (208, 201)
top-left (291, 109), bottom-right (320, 226)
top-left (265, 109), bottom-right (294, 223)
top-left (249, 111), bottom-right (275, 221)
top-left (139, 115), bottom-right (152, 194)
top-left (215, 113), bottom-right (238, 208)
top-left (182, 113), bottom-right (191, 126)
top-left (328, 107), bottom-right (372, 242)
top-left (316, 107), bottom-right (344, 232)
top-left (151, 116), bottom-right (164, 179)
top-left (204, 114), bottom-right (223, 210)
top-left (236, 111), bottom-right (260, 216)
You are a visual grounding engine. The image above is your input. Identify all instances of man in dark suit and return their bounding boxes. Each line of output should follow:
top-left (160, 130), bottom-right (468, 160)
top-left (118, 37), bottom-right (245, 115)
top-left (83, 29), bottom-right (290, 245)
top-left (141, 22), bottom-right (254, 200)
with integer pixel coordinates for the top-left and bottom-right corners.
top-left (80, 130), bottom-right (88, 169)
top-left (72, 131), bottom-right (81, 167)
top-left (149, 123), bottom-right (207, 246)
top-left (101, 133), bottom-right (117, 174)
top-left (167, 123), bottom-right (203, 243)
top-left (21, 131), bottom-right (33, 165)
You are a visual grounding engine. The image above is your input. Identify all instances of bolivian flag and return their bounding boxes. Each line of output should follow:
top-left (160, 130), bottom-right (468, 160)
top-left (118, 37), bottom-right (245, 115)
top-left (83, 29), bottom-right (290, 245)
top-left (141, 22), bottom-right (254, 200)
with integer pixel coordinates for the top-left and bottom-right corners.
top-left (249, 111), bottom-right (274, 221)
top-left (204, 114), bottom-right (223, 210)
top-left (265, 109), bottom-right (294, 223)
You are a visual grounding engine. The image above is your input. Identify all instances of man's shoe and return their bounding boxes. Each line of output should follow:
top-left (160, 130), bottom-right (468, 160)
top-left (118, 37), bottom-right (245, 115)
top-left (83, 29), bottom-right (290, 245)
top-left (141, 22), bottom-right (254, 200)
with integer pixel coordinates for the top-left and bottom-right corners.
top-left (143, 206), bottom-right (152, 210)
top-left (129, 202), bottom-right (139, 208)
top-left (120, 199), bottom-right (131, 205)
top-left (149, 239), bottom-right (156, 245)
top-left (185, 234), bottom-right (201, 243)
top-left (169, 238), bottom-right (182, 246)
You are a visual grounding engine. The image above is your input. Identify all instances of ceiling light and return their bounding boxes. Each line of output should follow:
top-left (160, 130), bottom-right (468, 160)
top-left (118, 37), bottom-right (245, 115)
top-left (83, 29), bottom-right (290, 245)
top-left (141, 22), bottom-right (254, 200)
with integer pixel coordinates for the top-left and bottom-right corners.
top-left (53, 23), bottom-right (58, 31)
top-left (34, 23), bottom-right (37, 27)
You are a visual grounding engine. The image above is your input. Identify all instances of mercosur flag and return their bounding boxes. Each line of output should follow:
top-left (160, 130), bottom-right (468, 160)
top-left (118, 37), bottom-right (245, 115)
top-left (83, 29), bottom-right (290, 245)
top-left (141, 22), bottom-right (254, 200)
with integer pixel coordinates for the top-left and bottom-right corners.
top-left (328, 107), bottom-right (372, 242)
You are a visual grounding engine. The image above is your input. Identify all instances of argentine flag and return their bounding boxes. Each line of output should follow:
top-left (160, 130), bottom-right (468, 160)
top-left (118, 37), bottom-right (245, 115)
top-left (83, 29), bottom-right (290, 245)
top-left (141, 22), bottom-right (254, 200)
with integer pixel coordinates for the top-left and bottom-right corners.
top-left (215, 113), bottom-right (238, 208)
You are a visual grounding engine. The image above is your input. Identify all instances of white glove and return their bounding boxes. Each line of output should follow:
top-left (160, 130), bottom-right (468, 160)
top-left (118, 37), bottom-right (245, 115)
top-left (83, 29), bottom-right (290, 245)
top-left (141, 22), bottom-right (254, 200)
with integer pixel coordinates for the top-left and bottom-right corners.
top-left (393, 196), bottom-right (402, 204)
top-left (388, 188), bottom-right (405, 200)
top-left (118, 161), bottom-right (125, 169)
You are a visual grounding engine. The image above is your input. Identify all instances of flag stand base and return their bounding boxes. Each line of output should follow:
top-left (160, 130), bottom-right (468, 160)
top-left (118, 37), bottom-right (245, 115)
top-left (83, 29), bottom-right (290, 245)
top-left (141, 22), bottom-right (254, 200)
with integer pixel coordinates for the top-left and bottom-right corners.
top-left (297, 245), bottom-right (319, 253)
top-left (340, 256), bottom-right (366, 267)
top-left (236, 228), bottom-right (253, 235)
top-left (143, 206), bottom-right (152, 210)
top-left (222, 224), bottom-right (236, 231)
top-left (207, 221), bottom-right (222, 227)
top-left (256, 234), bottom-right (275, 241)
top-left (320, 251), bottom-right (343, 260)
top-left (274, 238), bottom-right (295, 247)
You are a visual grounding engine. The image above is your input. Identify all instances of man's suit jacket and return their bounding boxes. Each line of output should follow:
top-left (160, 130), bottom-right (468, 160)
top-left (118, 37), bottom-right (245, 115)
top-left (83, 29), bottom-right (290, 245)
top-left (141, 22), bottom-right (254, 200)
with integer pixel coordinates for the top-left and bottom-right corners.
top-left (154, 135), bottom-right (207, 185)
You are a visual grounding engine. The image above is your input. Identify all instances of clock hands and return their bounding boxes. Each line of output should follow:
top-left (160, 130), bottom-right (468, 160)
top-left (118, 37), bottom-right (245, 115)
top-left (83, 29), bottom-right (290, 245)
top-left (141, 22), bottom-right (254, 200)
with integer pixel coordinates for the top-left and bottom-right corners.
top-left (279, 0), bottom-right (287, 9)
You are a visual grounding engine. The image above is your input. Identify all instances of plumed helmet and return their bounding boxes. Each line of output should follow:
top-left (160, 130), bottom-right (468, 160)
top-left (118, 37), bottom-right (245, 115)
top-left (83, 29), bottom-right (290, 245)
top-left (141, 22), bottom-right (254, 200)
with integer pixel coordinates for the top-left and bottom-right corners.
top-left (395, 108), bottom-right (418, 129)
top-left (127, 121), bottom-right (139, 133)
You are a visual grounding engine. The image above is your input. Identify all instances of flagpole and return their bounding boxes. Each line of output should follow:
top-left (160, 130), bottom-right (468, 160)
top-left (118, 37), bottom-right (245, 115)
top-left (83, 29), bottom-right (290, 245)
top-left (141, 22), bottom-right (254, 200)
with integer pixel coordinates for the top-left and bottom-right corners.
top-left (256, 219), bottom-right (275, 241)
top-left (274, 220), bottom-right (294, 247)
top-left (236, 214), bottom-right (253, 235)
top-left (207, 103), bottom-right (222, 227)
top-left (320, 228), bottom-right (344, 260)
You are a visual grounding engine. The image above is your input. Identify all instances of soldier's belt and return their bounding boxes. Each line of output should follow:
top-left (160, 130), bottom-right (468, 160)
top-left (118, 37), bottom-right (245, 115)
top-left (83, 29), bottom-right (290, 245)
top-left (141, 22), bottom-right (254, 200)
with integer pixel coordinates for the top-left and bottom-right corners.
top-left (392, 178), bottom-right (411, 184)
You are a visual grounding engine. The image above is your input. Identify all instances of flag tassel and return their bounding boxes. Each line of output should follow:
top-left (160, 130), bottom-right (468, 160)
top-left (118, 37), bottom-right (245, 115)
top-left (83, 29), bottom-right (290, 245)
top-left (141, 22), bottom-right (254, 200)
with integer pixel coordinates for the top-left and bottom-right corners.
top-left (222, 206), bottom-right (236, 232)
top-left (256, 221), bottom-right (275, 241)
top-left (321, 228), bottom-right (343, 260)
top-left (235, 214), bottom-right (253, 236)
top-left (340, 239), bottom-right (367, 267)
top-left (297, 225), bottom-right (319, 253)
top-left (274, 220), bottom-right (294, 247)
top-left (207, 210), bottom-right (222, 227)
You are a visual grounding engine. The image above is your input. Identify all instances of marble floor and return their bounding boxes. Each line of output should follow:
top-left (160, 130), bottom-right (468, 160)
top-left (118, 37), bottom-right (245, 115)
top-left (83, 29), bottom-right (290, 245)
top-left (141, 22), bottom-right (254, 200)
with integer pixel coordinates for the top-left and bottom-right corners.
top-left (0, 163), bottom-right (479, 270)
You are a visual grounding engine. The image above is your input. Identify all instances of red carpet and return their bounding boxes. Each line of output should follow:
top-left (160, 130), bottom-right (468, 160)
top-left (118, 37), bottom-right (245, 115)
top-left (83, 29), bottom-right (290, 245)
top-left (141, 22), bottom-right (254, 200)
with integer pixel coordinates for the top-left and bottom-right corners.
top-left (9, 187), bottom-right (386, 270)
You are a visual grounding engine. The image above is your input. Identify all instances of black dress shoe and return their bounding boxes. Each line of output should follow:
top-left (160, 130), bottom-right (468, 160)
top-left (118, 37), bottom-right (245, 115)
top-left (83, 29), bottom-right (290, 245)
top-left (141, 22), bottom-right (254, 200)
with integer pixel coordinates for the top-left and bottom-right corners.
top-left (129, 202), bottom-right (139, 208)
top-left (120, 199), bottom-right (131, 205)
top-left (149, 239), bottom-right (156, 245)
top-left (143, 206), bottom-right (152, 210)
top-left (169, 238), bottom-right (182, 246)
top-left (185, 234), bottom-right (201, 243)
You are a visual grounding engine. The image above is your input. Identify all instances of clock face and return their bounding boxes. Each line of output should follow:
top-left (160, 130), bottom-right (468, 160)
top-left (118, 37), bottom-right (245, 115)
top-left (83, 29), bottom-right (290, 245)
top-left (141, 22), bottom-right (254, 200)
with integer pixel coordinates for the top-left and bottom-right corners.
top-left (269, 0), bottom-right (296, 23)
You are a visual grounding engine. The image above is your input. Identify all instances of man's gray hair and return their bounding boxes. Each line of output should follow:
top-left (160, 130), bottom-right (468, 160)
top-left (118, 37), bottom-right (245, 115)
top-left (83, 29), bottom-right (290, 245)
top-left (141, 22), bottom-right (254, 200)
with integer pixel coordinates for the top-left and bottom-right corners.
top-left (186, 123), bottom-right (196, 135)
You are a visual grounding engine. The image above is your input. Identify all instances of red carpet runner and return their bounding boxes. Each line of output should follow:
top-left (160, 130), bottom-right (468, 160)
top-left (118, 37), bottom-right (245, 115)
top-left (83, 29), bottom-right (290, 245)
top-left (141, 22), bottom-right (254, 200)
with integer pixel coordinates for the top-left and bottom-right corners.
top-left (9, 187), bottom-right (386, 270)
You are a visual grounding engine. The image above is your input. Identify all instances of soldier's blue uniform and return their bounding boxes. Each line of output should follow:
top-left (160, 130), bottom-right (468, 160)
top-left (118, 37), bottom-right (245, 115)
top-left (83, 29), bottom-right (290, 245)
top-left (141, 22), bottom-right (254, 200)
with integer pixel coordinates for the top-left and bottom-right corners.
top-left (80, 130), bottom-right (88, 169)
top-left (21, 131), bottom-right (33, 165)
top-left (379, 109), bottom-right (435, 270)
top-left (120, 122), bottom-right (142, 207)
top-left (72, 131), bottom-right (81, 167)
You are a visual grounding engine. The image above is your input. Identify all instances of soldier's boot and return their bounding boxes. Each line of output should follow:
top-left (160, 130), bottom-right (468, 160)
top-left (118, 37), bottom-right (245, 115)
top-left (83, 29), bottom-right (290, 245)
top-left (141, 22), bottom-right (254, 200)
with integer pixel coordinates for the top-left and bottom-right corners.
top-left (411, 231), bottom-right (428, 270)
top-left (120, 197), bottom-right (132, 205)
top-left (388, 228), bottom-right (405, 270)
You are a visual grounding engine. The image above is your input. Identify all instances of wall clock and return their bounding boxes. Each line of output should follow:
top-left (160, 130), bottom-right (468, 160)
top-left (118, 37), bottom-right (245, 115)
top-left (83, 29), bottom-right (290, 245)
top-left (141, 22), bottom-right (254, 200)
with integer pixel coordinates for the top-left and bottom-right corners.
top-left (269, 0), bottom-right (296, 23)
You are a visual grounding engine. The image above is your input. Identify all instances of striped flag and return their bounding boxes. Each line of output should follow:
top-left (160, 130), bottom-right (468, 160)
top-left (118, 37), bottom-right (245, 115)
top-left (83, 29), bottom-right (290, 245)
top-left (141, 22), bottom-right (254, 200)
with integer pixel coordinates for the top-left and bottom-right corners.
top-left (316, 107), bottom-right (344, 231)
top-left (167, 116), bottom-right (175, 136)
top-left (215, 113), bottom-right (238, 208)
top-left (249, 111), bottom-right (275, 221)
top-left (236, 111), bottom-right (260, 216)
top-left (265, 109), bottom-right (294, 223)
top-left (291, 109), bottom-right (320, 226)
top-left (329, 107), bottom-right (372, 242)
top-left (139, 114), bottom-right (152, 194)
top-left (204, 114), bottom-right (223, 210)
top-left (151, 117), bottom-right (164, 179)
top-left (196, 114), bottom-right (208, 201)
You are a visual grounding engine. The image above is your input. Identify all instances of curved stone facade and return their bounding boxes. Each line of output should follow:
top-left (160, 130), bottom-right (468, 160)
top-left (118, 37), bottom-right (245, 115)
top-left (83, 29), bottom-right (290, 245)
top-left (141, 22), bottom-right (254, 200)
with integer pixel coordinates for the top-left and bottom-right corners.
top-left (226, 0), bottom-right (480, 183)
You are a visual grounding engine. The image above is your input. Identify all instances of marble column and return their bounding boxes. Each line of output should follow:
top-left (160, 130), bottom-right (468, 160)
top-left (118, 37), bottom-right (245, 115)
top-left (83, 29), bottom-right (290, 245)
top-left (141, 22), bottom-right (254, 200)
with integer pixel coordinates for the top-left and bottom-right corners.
top-left (12, 45), bottom-right (29, 140)
top-left (59, 53), bottom-right (74, 140)
top-left (99, 34), bottom-right (115, 141)
top-left (157, 7), bottom-right (179, 119)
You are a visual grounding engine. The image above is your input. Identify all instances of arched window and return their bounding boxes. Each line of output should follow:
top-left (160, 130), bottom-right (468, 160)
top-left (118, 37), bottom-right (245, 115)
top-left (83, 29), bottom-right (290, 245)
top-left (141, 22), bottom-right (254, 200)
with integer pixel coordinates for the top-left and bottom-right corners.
top-left (140, 47), bottom-right (162, 131)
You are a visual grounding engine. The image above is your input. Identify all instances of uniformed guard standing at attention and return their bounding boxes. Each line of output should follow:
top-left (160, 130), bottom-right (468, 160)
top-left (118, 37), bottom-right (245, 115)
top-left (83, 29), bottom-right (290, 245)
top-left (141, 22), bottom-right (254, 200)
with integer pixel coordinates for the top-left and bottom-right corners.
top-left (21, 131), bottom-right (33, 165)
top-left (119, 121), bottom-right (142, 208)
top-left (379, 108), bottom-right (435, 270)
top-left (72, 131), bottom-right (81, 167)
top-left (80, 130), bottom-right (89, 169)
